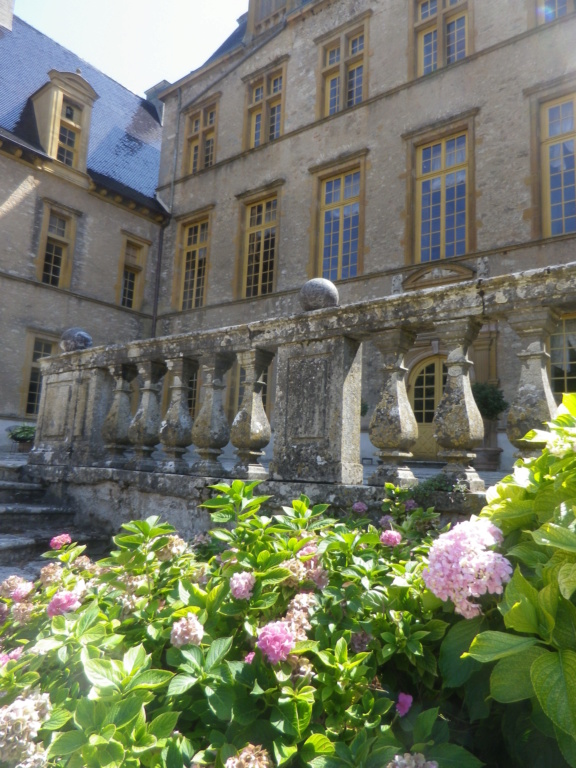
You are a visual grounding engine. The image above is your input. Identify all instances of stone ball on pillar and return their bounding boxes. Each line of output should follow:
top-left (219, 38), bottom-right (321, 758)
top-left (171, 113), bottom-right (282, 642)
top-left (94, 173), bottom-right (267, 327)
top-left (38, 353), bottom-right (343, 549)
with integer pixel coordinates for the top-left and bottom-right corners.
top-left (59, 327), bottom-right (93, 352)
top-left (299, 278), bottom-right (339, 311)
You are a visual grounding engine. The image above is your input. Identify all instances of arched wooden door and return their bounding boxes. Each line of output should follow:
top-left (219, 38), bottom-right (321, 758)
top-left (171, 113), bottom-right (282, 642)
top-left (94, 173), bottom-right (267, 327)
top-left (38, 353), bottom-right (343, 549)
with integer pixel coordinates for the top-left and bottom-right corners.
top-left (408, 356), bottom-right (447, 460)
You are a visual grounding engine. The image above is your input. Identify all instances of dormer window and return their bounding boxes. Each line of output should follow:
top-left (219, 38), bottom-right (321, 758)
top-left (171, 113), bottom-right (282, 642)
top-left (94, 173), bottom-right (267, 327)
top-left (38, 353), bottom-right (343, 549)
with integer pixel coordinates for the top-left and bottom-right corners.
top-left (31, 70), bottom-right (98, 175)
top-left (246, 0), bottom-right (287, 40)
top-left (57, 100), bottom-right (82, 167)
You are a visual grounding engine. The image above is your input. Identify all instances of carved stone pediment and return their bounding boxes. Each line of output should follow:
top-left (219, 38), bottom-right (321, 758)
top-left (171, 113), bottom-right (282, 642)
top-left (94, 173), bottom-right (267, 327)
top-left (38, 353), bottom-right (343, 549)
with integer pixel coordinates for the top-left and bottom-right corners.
top-left (402, 262), bottom-right (476, 291)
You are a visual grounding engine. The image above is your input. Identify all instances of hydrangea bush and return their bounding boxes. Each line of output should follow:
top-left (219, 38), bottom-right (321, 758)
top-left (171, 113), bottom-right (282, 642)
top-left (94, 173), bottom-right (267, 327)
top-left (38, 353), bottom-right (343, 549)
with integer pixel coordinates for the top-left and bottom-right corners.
top-left (3, 394), bottom-right (576, 768)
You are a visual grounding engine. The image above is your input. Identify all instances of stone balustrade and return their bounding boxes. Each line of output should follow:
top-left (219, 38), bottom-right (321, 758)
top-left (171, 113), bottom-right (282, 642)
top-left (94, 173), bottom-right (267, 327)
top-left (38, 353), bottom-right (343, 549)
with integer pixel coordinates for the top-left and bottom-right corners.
top-left (30, 263), bottom-right (575, 491)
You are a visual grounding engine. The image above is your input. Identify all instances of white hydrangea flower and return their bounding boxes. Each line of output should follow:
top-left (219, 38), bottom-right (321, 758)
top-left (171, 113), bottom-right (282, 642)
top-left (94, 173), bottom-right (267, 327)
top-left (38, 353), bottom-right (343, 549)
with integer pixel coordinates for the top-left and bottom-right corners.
top-left (0, 690), bottom-right (51, 766)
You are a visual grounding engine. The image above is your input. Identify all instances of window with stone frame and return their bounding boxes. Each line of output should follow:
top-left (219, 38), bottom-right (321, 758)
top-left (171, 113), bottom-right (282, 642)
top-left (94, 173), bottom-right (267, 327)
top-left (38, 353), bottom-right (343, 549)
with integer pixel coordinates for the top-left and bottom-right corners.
top-left (415, 131), bottom-right (468, 261)
top-left (536, 0), bottom-right (575, 24)
top-left (25, 338), bottom-right (55, 416)
top-left (319, 168), bottom-right (361, 281)
top-left (318, 16), bottom-right (370, 118)
top-left (413, 0), bottom-right (469, 77)
top-left (243, 197), bottom-right (277, 298)
top-left (245, 61), bottom-right (287, 149)
top-left (540, 93), bottom-right (576, 237)
top-left (184, 102), bottom-right (218, 175)
top-left (57, 99), bottom-right (82, 167)
top-left (181, 219), bottom-right (209, 310)
top-left (118, 237), bottom-right (147, 310)
top-left (38, 206), bottom-right (76, 288)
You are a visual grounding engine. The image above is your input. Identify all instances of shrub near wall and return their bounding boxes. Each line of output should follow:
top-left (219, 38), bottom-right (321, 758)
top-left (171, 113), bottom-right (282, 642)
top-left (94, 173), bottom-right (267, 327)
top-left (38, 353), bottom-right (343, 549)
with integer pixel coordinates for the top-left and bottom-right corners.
top-left (3, 396), bottom-right (576, 768)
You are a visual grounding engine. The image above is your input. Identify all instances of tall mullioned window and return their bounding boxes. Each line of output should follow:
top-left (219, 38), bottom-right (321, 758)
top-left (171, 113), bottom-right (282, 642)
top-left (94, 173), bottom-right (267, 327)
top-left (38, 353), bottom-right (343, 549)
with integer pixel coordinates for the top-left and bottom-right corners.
top-left (550, 316), bottom-right (576, 399)
top-left (541, 94), bottom-right (576, 237)
top-left (184, 103), bottom-right (217, 175)
top-left (319, 18), bottom-right (369, 118)
top-left (244, 198), bottom-right (277, 298)
top-left (42, 211), bottom-right (70, 286)
top-left (416, 133), bottom-right (468, 261)
top-left (320, 169), bottom-right (361, 281)
top-left (181, 220), bottom-right (209, 310)
top-left (57, 100), bottom-right (81, 167)
top-left (246, 65), bottom-right (286, 149)
top-left (415, 0), bottom-right (468, 77)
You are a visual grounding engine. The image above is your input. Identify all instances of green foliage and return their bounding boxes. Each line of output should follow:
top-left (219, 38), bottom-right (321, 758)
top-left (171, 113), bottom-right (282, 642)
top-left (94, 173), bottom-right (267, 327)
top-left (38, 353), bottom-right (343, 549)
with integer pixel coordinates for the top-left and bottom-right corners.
top-left (471, 383), bottom-right (509, 421)
top-left (6, 424), bottom-right (36, 442)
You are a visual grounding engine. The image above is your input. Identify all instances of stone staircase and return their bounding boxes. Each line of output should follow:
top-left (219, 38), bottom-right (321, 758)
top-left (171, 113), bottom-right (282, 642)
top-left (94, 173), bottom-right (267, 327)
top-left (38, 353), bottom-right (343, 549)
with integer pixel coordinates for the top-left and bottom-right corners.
top-left (0, 457), bottom-right (111, 582)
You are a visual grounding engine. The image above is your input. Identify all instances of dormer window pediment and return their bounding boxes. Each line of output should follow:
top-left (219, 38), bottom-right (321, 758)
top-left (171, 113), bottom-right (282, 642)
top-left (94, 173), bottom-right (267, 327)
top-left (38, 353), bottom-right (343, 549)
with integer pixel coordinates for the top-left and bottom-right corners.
top-left (31, 70), bottom-right (99, 175)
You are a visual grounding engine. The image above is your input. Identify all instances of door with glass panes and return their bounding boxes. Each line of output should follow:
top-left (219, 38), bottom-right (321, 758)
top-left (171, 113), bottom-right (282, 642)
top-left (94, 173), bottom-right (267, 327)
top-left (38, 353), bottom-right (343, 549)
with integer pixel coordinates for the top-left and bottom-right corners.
top-left (408, 356), bottom-right (447, 460)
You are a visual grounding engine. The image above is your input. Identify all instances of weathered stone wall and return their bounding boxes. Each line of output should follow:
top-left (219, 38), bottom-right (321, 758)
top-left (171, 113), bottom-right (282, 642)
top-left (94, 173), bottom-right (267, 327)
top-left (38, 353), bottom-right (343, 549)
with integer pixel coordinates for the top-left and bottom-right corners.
top-left (0, 152), bottom-right (162, 438)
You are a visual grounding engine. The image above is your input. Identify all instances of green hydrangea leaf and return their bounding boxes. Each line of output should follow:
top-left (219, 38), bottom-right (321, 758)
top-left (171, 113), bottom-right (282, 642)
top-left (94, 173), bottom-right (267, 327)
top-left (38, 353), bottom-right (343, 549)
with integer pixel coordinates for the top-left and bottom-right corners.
top-left (490, 646), bottom-right (548, 703)
top-left (531, 650), bottom-right (576, 739)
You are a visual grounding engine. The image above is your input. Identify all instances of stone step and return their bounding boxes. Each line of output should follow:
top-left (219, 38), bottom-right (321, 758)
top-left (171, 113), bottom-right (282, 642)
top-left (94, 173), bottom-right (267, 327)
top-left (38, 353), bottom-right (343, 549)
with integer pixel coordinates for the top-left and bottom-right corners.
top-left (0, 504), bottom-right (75, 533)
top-left (0, 479), bottom-right (45, 503)
top-left (0, 458), bottom-right (27, 482)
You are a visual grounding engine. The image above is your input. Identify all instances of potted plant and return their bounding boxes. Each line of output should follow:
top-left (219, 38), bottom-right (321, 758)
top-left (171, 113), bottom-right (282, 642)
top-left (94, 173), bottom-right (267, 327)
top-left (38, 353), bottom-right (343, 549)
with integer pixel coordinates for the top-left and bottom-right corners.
top-left (471, 382), bottom-right (509, 470)
top-left (6, 424), bottom-right (36, 453)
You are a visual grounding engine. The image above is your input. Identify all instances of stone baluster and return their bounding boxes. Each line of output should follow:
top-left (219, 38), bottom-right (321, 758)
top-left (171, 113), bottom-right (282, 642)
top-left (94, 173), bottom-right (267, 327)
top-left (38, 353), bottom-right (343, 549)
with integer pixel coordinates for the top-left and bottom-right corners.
top-left (367, 328), bottom-right (418, 487)
top-left (101, 363), bottom-right (137, 467)
top-left (159, 356), bottom-right (196, 473)
top-left (506, 308), bottom-right (559, 458)
top-left (230, 349), bottom-right (274, 479)
top-left (190, 355), bottom-right (234, 477)
top-left (126, 360), bottom-right (166, 470)
top-left (433, 318), bottom-right (485, 490)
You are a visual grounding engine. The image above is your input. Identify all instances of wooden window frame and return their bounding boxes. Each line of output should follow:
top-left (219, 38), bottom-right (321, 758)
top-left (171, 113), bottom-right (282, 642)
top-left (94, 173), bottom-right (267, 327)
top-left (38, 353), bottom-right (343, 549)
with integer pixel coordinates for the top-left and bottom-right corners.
top-left (172, 205), bottom-right (214, 310)
top-left (116, 233), bottom-right (149, 311)
top-left (532, 0), bottom-right (575, 26)
top-left (403, 109), bottom-right (478, 265)
top-left (244, 59), bottom-right (288, 150)
top-left (56, 99), bottom-right (82, 168)
top-left (316, 13), bottom-right (371, 120)
top-left (36, 200), bottom-right (78, 288)
top-left (182, 98), bottom-right (219, 176)
top-left (540, 93), bottom-right (576, 238)
top-left (242, 196), bottom-right (278, 298)
top-left (526, 76), bottom-right (576, 240)
top-left (180, 219), bottom-right (210, 310)
top-left (550, 314), bottom-right (576, 400)
top-left (309, 150), bottom-right (368, 280)
top-left (21, 334), bottom-right (58, 417)
top-left (409, 0), bottom-right (473, 80)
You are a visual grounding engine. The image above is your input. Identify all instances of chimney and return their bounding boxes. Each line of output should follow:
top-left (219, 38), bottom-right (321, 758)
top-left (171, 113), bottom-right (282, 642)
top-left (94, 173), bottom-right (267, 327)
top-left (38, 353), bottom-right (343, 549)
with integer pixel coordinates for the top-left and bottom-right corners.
top-left (0, 0), bottom-right (14, 31)
top-left (145, 80), bottom-right (170, 124)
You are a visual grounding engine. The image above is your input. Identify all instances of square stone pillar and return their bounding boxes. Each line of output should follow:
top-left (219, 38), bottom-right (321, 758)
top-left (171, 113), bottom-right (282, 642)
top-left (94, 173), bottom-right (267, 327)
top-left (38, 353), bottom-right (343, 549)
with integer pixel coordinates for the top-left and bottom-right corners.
top-left (270, 336), bottom-right (363, 484)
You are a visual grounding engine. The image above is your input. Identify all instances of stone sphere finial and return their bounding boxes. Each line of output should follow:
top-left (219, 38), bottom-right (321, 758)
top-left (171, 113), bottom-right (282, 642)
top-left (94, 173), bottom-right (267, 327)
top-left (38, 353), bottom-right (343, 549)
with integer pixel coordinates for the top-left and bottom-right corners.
top-left (59, 327), bottom-right (93, 352)
top-left (299, 278), bottom-right (339, 311)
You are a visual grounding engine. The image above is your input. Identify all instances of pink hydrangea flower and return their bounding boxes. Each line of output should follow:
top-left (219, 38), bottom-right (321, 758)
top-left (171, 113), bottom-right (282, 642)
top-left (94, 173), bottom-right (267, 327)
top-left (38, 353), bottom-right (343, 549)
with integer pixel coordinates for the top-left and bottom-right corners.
top-left (47, 590), bottom-right (82, 618)
top-left (396, 692), bottom-right (413, 716)
top-left (244, 651), bottom-right (255, 664)
top-left (171, 614), bottom-right (204, 648)
top-left (0, 647), bottom-right (23, 666)
top-left (0, 576), bottom-right (35, 603)
top-left (230, 571), bottom-right (256, 600)
top-left (50, 533), bottom-right (72, 550)
top-left (380, 530), bottom-right (403, 547)
top-left (257, 621), bottom-right (295, 664)
top-left (352, 501), bottom-right (368, 514)
top-left (422, 517), bottom-right (512, 618)
top-left (0, 602), bottom-right (8, 622)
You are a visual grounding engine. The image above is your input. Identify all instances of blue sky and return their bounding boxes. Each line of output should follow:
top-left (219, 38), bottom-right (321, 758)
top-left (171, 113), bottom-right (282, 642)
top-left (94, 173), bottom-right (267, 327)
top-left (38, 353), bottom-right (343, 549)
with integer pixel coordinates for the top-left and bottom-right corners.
top-left (14, 0), bottom-right (246, 96)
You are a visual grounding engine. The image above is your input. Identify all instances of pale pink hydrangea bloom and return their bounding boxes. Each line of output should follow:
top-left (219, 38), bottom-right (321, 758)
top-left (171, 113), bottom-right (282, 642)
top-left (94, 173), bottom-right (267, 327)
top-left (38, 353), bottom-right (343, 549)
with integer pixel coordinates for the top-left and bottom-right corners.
top-left (386, 754), bottom-right (438, 768)
top-left (49, 533), bottom-right (72, 550)
top-left (380, 530), bottom-right (403, 547)
top-left (157, 535), bottom-right (188, 562)
top-left (225, 744), bottom-right (273, 768)
top-left (422, 517), bottom-right (512, 618)
top-left (230, 571), bottom-right (256, 600)
top-left (244, 651), bottom-right (255, 664)
top-left (352, 501), bottom-right (368, 514)
top-left (257, 621), bottom-right (295, 663)
top-left (0, 689), bottom-right (51, 766)
top-left (396, 692), bottom-right (413, 716)
top-left (40, 563), bottom-right (64, 586)
top-left (11, 602), bottom-right (34, 625)
top-left (0, 647), bottom-right (23, 666)
top-left (0, 602), bottom-right (8, 621)
top-left (170, 614), bottom-right (204, 648)
top-left (297, 543), bottom-right (329, 589)
top-left (0, 576), bottom-right (34, 603)
top-left (47, 590), bottom-right (82, 618)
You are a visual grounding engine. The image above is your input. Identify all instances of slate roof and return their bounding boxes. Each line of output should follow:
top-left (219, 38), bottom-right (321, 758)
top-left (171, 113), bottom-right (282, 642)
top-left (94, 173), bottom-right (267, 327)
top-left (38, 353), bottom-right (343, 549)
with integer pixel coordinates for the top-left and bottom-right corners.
top-left (0, 16), bottom-right (162, 203)
top-left (203, 14), bottom-right (248, 67)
